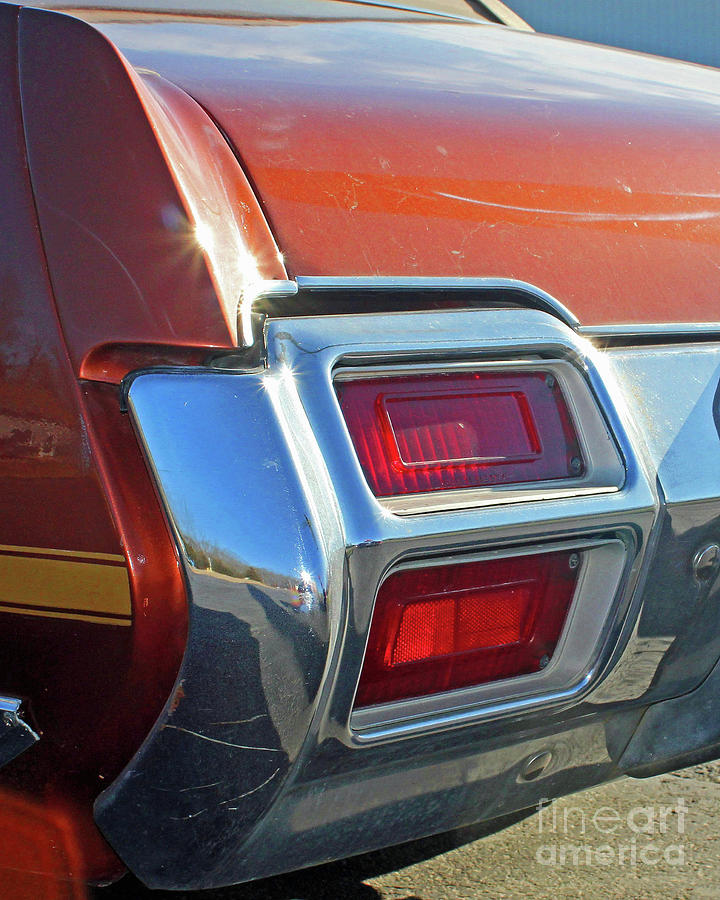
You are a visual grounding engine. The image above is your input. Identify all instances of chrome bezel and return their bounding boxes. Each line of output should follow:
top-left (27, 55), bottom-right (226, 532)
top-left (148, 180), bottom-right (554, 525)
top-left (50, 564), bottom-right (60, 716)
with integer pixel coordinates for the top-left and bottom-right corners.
top-left (124, 307), bottom-right (656, 766)
top-left (333, 358), bottom-right (625, 514)
top-left (350, 536), bottom-right (627, 740)
top-left (293, 276), bottom-right (580, 328)
top-left (113, 293), bottom-right (720, 886)
top-left (240, 277), bottom-right (583, 347)
top-left (261, 307), bottom-right (655, 740)
top-left (0, 696), bottom-right (39, 769)
top-left (0, 696), bottom-right (20, 715)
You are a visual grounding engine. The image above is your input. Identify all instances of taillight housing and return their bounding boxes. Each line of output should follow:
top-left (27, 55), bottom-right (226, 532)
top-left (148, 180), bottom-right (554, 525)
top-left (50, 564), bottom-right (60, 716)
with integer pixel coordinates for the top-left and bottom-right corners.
top-left (355, 549), bottom-right (580, 709)
top-left (335, 369), bottom-right (584, 501)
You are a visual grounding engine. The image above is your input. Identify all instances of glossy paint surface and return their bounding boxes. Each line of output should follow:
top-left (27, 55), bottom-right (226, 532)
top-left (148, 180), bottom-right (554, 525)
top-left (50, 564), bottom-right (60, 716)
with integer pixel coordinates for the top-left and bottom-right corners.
top-left (0, 4), bottom-right (124, 883)
top-left (92, 12), bottom-right (720, 325)
top-left (0, 5), bottom-right (189, 884)
top-left (18, 7), bottom-right (286, 376)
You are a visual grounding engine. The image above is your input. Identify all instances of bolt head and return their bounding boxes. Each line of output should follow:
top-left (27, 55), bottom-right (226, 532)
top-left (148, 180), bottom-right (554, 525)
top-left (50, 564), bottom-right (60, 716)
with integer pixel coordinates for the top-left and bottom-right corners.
top-left (521, 750), bottom-right (553, 782)
top-left (693, 544), bottom-right (720, 583)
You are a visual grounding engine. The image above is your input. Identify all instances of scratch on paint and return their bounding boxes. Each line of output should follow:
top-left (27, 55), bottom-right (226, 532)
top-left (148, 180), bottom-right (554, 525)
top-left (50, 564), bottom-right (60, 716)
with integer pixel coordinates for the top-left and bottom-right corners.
top-left (169, 807), bottom-right (209, 821)
top-left (168, 768), bottom-right (282, 821)
top-left (433, 191), bottom-right (720, 223)
top-left (41, 200), bottom-right (155, 321)
top-left (207, 714), bottom-right (267, 726)
top-left (221, 768), bottom-right (281, 810)
top-left (155, 780), bottom-right (223, 794)
top-left (163, 723), bottom-right (282, 752)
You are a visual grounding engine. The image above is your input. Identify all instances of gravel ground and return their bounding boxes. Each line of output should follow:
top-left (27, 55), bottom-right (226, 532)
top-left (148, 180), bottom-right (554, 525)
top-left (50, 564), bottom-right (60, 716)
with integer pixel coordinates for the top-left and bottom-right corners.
top-left (98, 762), bottom-right (720, 900)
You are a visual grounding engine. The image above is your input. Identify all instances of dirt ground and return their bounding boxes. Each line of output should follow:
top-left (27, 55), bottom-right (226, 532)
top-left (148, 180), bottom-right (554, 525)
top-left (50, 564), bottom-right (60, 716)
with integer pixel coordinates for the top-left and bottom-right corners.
top-left (98, 761), bottom-right (720, 900)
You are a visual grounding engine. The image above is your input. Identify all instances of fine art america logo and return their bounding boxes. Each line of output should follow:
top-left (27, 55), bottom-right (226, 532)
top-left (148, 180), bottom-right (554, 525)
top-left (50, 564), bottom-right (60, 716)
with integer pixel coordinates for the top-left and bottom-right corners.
top-left (534, 797), bottom-right (687, 868)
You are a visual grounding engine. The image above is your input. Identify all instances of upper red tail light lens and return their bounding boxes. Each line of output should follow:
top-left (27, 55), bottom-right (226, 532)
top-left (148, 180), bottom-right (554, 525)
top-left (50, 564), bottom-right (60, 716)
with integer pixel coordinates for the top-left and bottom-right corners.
top-left (335, 370), bottom-right (584, 498)
top-left (355, 549), bottom-right (579, 708)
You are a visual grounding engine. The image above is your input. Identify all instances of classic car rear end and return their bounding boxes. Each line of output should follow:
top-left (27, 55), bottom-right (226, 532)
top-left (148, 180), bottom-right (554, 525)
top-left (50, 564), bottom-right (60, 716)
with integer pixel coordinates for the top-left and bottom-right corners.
top-left (3, 1), bottom-right (720, 892)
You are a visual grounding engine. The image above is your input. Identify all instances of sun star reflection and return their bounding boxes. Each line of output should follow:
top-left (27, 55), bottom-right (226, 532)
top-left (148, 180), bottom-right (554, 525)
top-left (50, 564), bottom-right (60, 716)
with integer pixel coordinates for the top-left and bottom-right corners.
top-left (194, 220), bottom-right (214, 254)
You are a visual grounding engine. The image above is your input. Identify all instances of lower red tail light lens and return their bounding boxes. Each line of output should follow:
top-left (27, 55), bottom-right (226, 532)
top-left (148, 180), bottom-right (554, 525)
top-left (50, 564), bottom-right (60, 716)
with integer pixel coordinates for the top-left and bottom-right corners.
top-left (355, 549), bottom-right (580, 708)
top-left (334, 370), bottom-right (584, 498)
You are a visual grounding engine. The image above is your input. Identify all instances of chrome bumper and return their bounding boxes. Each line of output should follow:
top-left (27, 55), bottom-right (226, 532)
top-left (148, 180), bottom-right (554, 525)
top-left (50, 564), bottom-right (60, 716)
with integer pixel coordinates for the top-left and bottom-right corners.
top-left (0, 696), bottom-right (38, 770)
top-left (96, 308), bottom-right (720, 889)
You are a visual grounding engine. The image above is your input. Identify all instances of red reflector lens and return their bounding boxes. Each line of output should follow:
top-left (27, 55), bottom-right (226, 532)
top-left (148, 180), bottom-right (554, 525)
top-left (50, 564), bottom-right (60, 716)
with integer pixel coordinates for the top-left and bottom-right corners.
top-left (335, 371), bottom-right (584, 497)
top-left (355, 550), bottom-right (579, 708)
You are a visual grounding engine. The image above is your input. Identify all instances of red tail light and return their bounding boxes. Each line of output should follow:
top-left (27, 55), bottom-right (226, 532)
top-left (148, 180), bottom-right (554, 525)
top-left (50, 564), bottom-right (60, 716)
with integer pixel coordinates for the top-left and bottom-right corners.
top-left (335, 370), bottom-right (584, 498)
top-left (355, 549), bottom-right (579, 708)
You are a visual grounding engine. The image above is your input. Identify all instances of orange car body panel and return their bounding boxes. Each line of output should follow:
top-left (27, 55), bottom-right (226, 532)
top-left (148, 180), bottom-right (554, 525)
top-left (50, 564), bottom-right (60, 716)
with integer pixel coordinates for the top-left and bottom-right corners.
top-left (92, 13), bottom-right (720, 325)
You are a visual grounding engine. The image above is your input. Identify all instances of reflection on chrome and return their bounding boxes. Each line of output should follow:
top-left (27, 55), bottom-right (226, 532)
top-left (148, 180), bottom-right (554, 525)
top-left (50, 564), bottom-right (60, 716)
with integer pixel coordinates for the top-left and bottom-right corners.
top-left (239, 280), bottom-right (298, 345)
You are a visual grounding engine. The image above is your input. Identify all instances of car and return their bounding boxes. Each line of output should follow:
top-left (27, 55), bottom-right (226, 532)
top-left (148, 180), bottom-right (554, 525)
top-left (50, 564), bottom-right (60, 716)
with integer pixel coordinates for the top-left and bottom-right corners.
top-left (3, 0), bottom-right (720, 894)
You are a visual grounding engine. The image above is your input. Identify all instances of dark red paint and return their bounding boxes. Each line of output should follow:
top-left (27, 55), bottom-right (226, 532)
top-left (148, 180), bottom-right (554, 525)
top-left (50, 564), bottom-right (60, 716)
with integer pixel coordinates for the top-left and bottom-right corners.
top-left (18, 7), bottom-right (286, 377)
top-left (1, 5), bottom-right (188, 883)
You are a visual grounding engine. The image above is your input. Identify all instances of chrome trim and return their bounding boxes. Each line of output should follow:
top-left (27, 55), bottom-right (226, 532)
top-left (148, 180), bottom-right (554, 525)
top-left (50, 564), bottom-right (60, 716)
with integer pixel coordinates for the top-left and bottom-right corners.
top-left (294, 275), bottom-right (580, 329)
top-left (475, 0), bottom-right (533, 30)
top-left (586, 340), bottom-right (720, 707)
top-left (351, 538), bottom-right (627, 740)
top-left (133, 306), bottom-right (655, 742)
top-left (605, 344), bottom-right (720, 505)
top-left (333, 0), bottom-right (481, 22)
top-left (580, 323), bottom-right (720, 337)
top-left (334, 358), bottom-right (625, 515)
top-left (105, 307), bottom-right (661, 886)
top-left (100, 309), bottom-right (720, 887)
top-left (382, 483), bottom-right (618, 514)
top-left (0, 695), bottom-right (19, 715)
top-left (263, 309), bottom-right (656, 734)
top-left (238, 277), bottom-right (720, 352)
top-left (0, 696), bottom-right (38, 769)
top-left (100, 364), bottom-right (347, 887)
top-left (580, 323), bottom-right (720, 347)
top-left (237, 278), bottom-right (298, 346)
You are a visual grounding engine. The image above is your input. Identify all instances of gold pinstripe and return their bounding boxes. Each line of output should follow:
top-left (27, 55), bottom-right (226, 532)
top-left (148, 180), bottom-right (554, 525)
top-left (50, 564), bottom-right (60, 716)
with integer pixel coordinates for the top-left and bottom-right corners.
top-left (0, 543), bottom-right (125, 563)
top-left (0, 547), bottom-right (132, 624)
top-left (0, 605), bottom-right (131, 627)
